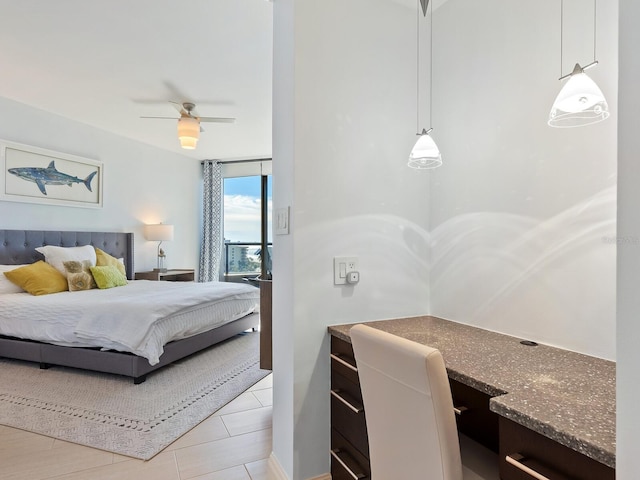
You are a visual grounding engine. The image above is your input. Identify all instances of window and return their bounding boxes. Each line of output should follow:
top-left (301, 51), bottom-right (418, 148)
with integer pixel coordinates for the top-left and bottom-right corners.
top-left (221, 161), bottom-right (272, 282)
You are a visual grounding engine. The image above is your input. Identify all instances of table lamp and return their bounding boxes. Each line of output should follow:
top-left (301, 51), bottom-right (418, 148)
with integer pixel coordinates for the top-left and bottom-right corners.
top-left (144, 223), bottom-right (174, 272)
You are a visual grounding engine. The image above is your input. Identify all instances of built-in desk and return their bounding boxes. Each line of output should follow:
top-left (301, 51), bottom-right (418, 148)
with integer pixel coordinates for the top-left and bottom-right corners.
top-left (328, 316), bottom-right (615, 480)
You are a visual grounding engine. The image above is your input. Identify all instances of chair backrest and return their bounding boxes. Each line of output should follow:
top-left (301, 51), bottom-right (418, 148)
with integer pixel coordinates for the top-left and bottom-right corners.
top-left (350, 324), bottom-right (463, 480)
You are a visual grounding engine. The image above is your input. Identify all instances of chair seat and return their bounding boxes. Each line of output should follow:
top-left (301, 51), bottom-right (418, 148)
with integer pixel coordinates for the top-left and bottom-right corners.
top-left (460, 434), bottom-right (500, 480)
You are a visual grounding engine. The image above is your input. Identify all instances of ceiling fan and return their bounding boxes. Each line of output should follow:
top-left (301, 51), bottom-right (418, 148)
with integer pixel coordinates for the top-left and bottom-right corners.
top-left (141, 102), bottom-right (236, 150)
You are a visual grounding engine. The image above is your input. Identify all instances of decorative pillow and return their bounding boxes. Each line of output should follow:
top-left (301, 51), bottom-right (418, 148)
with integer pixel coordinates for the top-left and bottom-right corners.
top-left (0, 265), bottom-right (28, 294)
top-left (4, 261), bottom-right (69, 296)
top-left (63, 260), bottom-right (97, 291)
top-left (95, 248), bottom-right (127, 277)
top-left (90, 265), bottom-right (128, 289)
top-left (35, 245), bottom-right (97, 278)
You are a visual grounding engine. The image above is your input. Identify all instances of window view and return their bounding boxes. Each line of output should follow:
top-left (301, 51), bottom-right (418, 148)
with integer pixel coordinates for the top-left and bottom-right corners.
top-left (223, 175), bottom-right (272, 280)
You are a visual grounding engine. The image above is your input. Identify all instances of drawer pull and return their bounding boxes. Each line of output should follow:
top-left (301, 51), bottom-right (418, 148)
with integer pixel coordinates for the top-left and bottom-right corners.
top-left (330, 448), bottom-right (366, 480)
top-left (505, 453), bottom-right (551, 480)
top-left (453, 405), bottom-right (468, 416)
top-left (331, 389), bottom-right (363, 413)
top-left (331, 353), bottom-right (358, 372)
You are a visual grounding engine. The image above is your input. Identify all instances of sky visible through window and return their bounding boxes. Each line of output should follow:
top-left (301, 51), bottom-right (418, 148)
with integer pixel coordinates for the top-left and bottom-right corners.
top-left (223, 175), bottom-right (272, 243)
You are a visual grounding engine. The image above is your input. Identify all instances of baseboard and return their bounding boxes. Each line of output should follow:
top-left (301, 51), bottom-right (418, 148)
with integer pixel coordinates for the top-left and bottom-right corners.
top-left (267, 453), bottom-right (331, 480)
top-left (267, 453), bottom-right (289, 480)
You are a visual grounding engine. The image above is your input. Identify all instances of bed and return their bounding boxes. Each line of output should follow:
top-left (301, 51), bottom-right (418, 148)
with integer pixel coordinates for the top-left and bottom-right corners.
top-left (0, 229), bottom-right (260, 383)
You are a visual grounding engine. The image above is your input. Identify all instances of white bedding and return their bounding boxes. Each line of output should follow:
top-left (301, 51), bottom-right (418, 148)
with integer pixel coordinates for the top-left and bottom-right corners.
top-left (0, 280), bottom-right (259, 365)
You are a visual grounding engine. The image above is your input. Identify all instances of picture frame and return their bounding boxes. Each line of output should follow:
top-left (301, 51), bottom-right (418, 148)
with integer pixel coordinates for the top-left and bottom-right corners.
top-left (0, 140), bottom-right (103, 208)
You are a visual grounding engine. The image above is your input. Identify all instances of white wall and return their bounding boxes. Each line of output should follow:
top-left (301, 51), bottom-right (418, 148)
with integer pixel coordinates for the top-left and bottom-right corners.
top-left (429, 0), bottom-right (618, 360)
top-left (616, 0), bottom-right (639, 478)
top-left (272, 0), bottom-right (432, 477)
top-left (271, 0), bottom-right (295, 475)
top-left (0, 96), bottom-right (202, 272)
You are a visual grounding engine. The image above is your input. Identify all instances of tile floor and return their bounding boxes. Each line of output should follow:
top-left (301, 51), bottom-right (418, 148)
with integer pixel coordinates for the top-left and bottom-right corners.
top-left (0, 374), bottom-right (276, 480)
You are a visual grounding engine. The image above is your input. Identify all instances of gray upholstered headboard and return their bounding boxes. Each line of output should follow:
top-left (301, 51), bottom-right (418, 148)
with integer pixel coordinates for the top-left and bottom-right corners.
top-left (0, 230), bottom-right (134, 280)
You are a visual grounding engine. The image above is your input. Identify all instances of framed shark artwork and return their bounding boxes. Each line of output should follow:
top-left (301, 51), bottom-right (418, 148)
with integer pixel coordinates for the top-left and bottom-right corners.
top-left (0, 140), bottom-right (103, 208)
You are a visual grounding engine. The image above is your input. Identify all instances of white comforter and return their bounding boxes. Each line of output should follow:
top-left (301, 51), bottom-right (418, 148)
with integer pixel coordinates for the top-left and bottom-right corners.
top-left (0, 280), bottom-right (259, 365)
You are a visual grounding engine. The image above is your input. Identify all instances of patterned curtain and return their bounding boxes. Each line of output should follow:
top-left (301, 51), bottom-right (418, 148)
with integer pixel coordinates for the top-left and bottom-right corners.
top-left (199, 161), bottom-right (223, 282)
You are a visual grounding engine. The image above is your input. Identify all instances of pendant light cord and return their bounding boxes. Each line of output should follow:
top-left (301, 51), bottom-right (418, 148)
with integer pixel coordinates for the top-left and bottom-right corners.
top-left (430, 0), bottom-right (433, 130)
top-left (560, 0), bottom-right (563, 77)
top-left (416, 1), bottom-right (420, 134)
top-left (560, 0), bottom-right (598, 76)
top-left (593, 0), bottom-right (597, 63)
top-left (416, 0), bottom-right (434, 133)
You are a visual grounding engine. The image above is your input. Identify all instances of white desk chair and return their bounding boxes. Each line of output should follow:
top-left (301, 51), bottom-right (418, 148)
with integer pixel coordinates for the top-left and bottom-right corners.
top-left (350, 324), bottom-right (499, 480)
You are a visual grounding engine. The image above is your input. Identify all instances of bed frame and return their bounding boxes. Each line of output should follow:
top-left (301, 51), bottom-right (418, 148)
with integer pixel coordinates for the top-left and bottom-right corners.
top-left (0, 229), bottom-right (259, 384)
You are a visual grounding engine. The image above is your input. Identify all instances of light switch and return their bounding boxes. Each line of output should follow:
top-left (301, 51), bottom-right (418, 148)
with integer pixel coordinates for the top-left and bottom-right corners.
top-left (275, 207), bottom-right (290, 235)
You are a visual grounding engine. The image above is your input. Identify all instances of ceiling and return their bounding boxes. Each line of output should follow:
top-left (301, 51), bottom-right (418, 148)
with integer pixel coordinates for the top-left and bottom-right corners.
top-left (0, 0), bottom-right (273, 160)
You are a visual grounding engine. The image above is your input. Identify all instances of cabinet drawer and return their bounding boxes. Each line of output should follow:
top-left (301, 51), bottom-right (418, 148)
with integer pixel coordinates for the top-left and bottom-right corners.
top-left (499, 417), bottom-right (614, 480)
top-left (331, 428), bottom-right (371, 480)
top-left (331, 336), bottom-right (359, 384)
top-left (450, 378), bottom-right (499, 452)
top-left (331, 372), bottom-right (369, 458)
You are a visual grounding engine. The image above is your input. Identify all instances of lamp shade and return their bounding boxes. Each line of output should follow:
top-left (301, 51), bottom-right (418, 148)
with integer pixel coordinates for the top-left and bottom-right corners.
top-left (177, 116), bottom-right (200, 149)
top-left (408, 130), bottom-right (442, 169)
top-left (144, 224), bottom-right (174, 242)
top-left (548, 67), bottom-right (609, 127)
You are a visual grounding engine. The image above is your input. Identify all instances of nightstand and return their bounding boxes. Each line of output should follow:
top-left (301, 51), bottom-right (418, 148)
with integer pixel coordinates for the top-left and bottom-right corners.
top-left (135, 269), bottom-right (195, 282)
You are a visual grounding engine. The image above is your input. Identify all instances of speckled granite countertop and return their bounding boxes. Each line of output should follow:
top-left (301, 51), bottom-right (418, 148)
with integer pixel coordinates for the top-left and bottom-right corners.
top-left (328, 316), bottom-right (616, 469)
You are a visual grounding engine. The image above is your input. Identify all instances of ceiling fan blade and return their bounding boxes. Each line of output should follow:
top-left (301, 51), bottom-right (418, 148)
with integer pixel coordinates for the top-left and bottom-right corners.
top-left (199, 117), bottom-right (236, 123)
top-left (169, 101), bottom-right (187, 116)
top-left (140, 116), bottom-right (178, 120)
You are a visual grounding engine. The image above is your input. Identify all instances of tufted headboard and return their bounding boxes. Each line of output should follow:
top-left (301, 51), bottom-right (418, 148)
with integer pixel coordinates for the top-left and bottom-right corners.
top-left (0, 230), bottom-right (134, 280)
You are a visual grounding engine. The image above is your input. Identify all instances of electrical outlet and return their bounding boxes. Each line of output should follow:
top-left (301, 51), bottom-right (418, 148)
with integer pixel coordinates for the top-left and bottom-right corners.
top-left (334, 256), bottom-right (359, 285)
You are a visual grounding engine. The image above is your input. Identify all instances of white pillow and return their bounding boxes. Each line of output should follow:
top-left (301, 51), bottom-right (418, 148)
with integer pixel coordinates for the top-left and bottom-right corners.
top-left (0, 264), bottom-right (28, 294)
top-left (35, 245), bottom-right (97, 278)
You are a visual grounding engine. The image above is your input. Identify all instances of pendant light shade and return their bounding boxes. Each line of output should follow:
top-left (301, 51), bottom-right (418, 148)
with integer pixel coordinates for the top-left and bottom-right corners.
top-left (408, 128), bottom-right (442, 169)
top-left (177, 116), bottom-right (200, 149)
top-left (549, 0), bottom-right (608, 128)
top-left (548, 63), bottom-right (609, 127)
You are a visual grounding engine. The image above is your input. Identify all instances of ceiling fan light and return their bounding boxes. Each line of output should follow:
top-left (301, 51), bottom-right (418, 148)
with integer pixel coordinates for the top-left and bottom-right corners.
top-left (548, 69), bottom-right (609, 127)
top-left (178, 116), bottom-right (200, 149)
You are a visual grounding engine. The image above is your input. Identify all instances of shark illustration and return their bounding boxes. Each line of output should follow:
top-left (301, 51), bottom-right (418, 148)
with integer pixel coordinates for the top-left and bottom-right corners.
top-left (8, 161), bottom-right (97, 196)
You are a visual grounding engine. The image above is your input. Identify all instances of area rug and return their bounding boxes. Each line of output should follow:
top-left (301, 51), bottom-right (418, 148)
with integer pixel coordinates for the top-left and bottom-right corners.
top-left (0, 331), bottom-right (269, 460)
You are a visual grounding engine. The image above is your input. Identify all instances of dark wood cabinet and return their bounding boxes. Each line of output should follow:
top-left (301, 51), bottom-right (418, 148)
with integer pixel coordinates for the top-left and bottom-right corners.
top-left (499, 417), bottom-right (614, 480)
top-left (135, 269), bottom-right (194, 281)
top-left (450, 378), bottom-right (499, 453)
top-left (330, 336), bottom-right (369, 479)
top-left (331, 428), bottom-right (371, 480)
top-left (257, 278), bottom-right (272, 370)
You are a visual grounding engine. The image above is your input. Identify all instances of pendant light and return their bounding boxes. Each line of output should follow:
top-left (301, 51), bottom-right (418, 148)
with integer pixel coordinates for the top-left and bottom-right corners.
top-left (548, 0), bottom-right (609, 127)
top-left (408, 0), bottom-right (442, 169)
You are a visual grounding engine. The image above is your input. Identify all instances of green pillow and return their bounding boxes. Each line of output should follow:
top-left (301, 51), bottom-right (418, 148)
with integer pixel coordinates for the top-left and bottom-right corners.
top-left (4, 261), bottom-right (69, 296)
top-left (90, 265), bottom-right (128, 289)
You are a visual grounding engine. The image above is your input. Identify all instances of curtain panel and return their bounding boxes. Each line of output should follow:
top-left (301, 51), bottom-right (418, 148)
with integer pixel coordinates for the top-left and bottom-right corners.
top-left (199, 161), bottom-right (223, 282)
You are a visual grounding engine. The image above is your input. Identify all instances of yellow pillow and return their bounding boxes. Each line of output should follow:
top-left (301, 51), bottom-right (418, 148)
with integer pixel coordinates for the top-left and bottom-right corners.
top-left (95, 248), bottom-right (127, 277)
top-left (90, 265), bottom-right (128, 289)
top-left (4, 261), bottom-right (69, 296)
